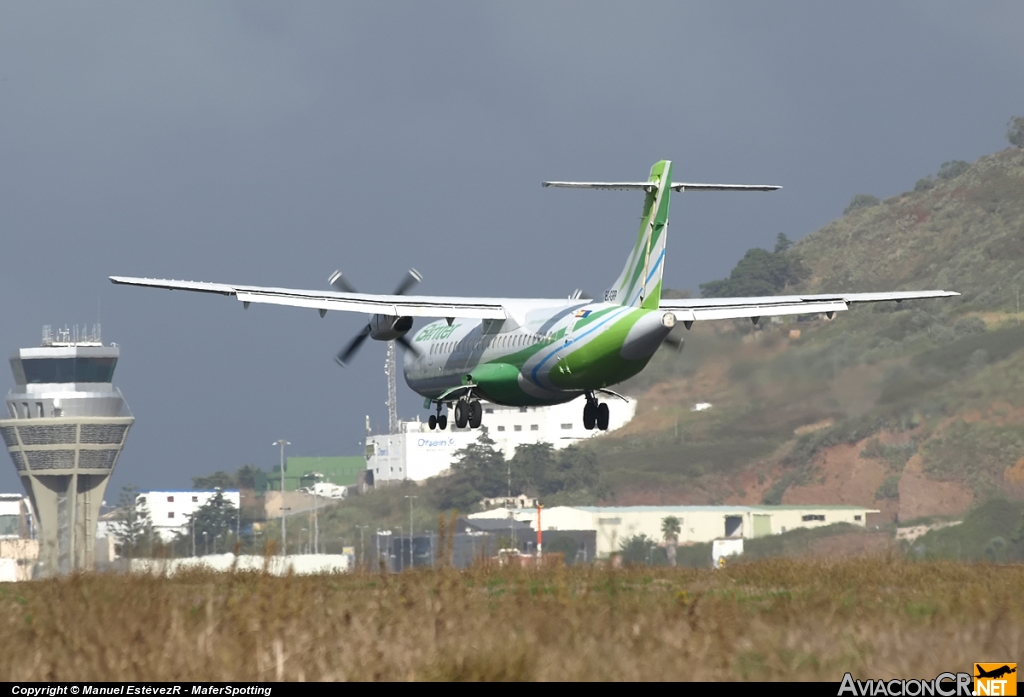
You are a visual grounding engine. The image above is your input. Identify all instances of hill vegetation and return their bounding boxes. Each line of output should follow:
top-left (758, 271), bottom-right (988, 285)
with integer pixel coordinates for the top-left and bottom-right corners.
top-left (584, 141), bottom-right (1024, 520)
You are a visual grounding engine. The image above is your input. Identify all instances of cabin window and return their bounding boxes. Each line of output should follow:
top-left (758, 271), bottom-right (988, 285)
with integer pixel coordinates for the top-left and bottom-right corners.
top-left (167, 496), bottom-right (174, 503)
top-left (514, 425), bottom-right (522, 432)
top-left (531, 425), bottom-right (539, 431)
top-left (561, 423), bottom-right (572, 430)
top-left (168, 512), bottom-right (175, 519)
top-left (192, 496), bottom-right (198, 503)
top-left (485, 408), bottom-right (493, 414)
top-left (497, 426), bottom-right (505, 432)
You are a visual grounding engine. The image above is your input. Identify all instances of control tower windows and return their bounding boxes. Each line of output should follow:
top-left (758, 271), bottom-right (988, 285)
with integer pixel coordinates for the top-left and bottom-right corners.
top-left (21, 357), bottom-right (117, 384)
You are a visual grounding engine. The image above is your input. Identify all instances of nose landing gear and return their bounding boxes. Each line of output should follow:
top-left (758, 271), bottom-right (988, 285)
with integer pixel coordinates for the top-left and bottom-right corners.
top-left (428, 402), bottom-right (449, 430)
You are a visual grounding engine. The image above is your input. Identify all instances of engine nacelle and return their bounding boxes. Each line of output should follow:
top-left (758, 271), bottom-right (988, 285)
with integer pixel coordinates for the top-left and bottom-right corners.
top-left (369, 314), bottom-right (413, 341)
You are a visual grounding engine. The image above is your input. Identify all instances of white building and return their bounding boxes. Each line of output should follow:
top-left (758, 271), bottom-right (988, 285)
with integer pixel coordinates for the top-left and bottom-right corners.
top-left (137, 490), bottom-right (241, 542)
top-left (0, 493), bottom-right (34, 540)
top-left (367, 395), bottom-right (636, 483)
top-left (469, 504), bottom-right (879, 558)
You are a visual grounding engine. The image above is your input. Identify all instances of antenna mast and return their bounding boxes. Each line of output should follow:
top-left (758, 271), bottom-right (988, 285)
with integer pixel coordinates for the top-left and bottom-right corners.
top-left (385, 341), bottom-right (399, 434)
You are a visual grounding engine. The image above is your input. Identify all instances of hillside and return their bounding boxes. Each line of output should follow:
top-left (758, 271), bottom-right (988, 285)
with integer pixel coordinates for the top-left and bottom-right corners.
top-left (585, 146), bottom-right (1024, 521)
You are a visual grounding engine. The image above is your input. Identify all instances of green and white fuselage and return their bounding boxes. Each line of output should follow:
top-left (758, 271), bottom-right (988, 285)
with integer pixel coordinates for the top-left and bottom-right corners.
top-left (110, 158), bottom-right (959, 430)
top-left (405, 301), bottom-right (675, 407)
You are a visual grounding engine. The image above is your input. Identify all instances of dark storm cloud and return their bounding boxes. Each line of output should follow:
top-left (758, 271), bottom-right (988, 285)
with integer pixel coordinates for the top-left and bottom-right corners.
top-left (0, 2), bottom-right (1021, 492)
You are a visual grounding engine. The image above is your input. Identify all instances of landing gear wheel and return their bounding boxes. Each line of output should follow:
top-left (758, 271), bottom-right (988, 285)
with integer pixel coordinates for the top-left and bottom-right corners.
top-left (454, 400), bottom-right (470, 429)
top-left (428, 414), bottom-right (437, 430)
top-left (469, 400), bottom-right (483, 429)
top-left (438, 414), bottom-right (448, 430)
top-left (583, 401), bottom-right (597, 430)
top-left (597, 402), bottom-right (610, 431)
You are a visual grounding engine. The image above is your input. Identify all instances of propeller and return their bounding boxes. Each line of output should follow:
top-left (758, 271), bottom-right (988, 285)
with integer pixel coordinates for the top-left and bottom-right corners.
top-left (330, 269), bottom-right (424, 367)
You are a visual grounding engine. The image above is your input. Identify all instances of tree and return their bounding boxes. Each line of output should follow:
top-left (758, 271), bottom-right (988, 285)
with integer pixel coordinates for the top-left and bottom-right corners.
top-left (1009, 116), bottom-right (1024, 148)
top-left (192, 471), bottom-right (234, 490)
top-left (699, 243), bottom-right (809, 298)
top-left (432, 431), bottom-right (507, 511)
top-left (937, 160), bottom-right (969, 180)
top-left (773, 233), bottom-right (794, 254)
top-left (181, 490), bottom-right (239, 555)
top-left (619, 534), bottom-right (656, 566)
top-left (510, 442), bottom-right (558, 496)
top-left (661, 516), bottom-right (681, 568)
top-left (556, 446), bottom-right (600, 493)
top-left (111, 485), bottom-right (155, 559)
top-left (234, 465), bottom-right (261, 490)
top-left (843, 194), bottom-right (880, 216)
top-left (914, 177), bottom-right (934, 192)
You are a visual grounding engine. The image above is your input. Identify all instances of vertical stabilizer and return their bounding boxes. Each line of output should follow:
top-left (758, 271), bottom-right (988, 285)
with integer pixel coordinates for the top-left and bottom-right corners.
top-left (605, 160), bottom-right (672, 308)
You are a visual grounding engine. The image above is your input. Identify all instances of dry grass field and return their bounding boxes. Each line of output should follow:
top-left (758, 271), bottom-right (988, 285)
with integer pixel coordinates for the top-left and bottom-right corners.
top-left (1, 555), bottom-right (1021, 681)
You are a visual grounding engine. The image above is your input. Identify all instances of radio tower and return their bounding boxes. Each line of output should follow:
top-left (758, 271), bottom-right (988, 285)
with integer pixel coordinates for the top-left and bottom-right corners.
top-left (385, 341), bottom-right (399, 434)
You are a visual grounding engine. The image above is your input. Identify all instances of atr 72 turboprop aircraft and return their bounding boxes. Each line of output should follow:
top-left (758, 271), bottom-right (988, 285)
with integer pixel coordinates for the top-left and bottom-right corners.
top-left (111, 160), bottom-right (958, 432)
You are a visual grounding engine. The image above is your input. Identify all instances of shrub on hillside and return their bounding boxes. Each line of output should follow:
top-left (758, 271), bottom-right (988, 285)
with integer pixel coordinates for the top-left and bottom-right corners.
top-left (914, 177), bottom-right (934, 192)
top-left (954, 316), bottom-right (986, 336)
top-left (844, 194), bottom-right (880, 215)
top-left (875, 475), bottom-right (900, 500)
top-left (937, 160), bottom-right (969, 180)
top-left (1008, 116), bottom-right (1024, 148)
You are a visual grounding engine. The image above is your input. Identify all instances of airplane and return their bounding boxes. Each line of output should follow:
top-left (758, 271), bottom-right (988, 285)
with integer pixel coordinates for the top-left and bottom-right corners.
top-left (110, 160), bottom-right (959, 432)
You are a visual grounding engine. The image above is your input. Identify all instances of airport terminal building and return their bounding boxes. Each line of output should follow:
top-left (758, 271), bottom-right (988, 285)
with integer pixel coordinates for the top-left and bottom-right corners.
top-left (366, 395), bottom-right (636, 483)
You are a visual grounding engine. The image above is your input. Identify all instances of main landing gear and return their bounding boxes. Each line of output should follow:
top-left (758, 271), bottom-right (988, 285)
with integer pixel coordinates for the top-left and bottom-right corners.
top-left (427, 399), bottom-right (482, 430)
top-left (583, 391), bottom-right (610, 431)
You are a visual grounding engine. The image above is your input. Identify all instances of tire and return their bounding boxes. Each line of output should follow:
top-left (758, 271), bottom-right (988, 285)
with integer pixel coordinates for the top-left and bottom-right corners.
top-left (583, 401), bottom-right (596, 430)
top-left (428, 414), bottom-right (437, 430)
top-left (469, 400), bottom-right (482, 429)
top-left (454, 400), bottom-right (469, 429)
top-left (438, 414), bottom-right (448, 430)
top-left (597, 402), bottom-right (610, 431)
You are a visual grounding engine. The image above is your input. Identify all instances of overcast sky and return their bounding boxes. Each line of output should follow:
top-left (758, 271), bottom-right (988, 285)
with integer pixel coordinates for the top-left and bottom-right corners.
top-left (1, 2), bottom-right (1022, 495)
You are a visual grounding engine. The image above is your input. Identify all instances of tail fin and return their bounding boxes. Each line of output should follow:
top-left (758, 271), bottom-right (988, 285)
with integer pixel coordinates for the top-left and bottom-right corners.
top-left (541, 160), bottom-right (780, 308)
top-left (606, 160), bottom-right (672, 309)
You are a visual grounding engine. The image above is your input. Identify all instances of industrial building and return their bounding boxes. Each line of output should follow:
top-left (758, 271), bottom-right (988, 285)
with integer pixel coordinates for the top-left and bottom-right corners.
top-left (367, 395), bottom-right (636, 483)
top-left (0, 325), bottom-right (133, 576)
top-left (469, 504), bottom-right (879, 558)
top-left (136, 490), bottom-right (241, 542)
top-left (371, 518), bottom-right (597, 571)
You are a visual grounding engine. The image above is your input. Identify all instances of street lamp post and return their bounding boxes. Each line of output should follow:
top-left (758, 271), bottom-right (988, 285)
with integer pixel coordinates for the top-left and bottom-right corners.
top-left (273, 440), bottom-right (290, 556)
top-left (357, 525), bottom-right (369, 570)
top-left (405, 495), bottom-right (417, 569)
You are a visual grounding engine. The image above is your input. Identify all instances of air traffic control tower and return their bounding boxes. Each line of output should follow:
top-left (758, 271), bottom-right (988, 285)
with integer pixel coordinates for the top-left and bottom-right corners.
top-left (0, 325), bottom-right (133, 576)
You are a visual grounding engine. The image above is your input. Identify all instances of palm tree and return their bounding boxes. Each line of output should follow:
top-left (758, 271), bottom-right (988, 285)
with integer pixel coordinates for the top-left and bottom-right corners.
top-left (661, 516), bottom-right (681, 568)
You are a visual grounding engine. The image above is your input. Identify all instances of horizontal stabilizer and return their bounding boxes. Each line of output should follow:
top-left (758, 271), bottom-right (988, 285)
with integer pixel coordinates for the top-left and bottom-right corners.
top-left (542, 181), bottom-right (780, 192)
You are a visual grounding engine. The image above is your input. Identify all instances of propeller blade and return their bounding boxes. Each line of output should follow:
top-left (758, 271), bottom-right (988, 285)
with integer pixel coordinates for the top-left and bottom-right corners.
top-left (335, 325), bottom-right (371, 367)
top-left (662, 335), bottom-right (684, 353)
top-left (328, 270), bottom-right (358, 294)
top-left (392, 269), bottom-right (423, 296)
top-left (397, 334), bottom-right (422, 358)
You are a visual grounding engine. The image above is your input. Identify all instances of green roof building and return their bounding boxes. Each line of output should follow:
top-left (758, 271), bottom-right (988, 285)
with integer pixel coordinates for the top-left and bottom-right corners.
top-left (264, 456), bottom-right (365, 493)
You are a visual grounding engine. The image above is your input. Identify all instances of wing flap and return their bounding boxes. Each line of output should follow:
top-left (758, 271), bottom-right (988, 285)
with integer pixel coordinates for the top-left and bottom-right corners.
top-left (661, 290), bottom-right (959, 322)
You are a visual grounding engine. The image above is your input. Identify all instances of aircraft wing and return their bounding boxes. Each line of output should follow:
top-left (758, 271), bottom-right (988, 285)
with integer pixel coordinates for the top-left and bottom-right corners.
top-left (659, 290), bottom-right (960, 322)
top-left (108, 276), bottom-right (514, 320)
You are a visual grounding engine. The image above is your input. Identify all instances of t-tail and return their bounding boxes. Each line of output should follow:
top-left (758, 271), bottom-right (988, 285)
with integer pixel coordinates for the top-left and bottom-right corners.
top-left (542, 161), bottom-right (781, 309)
top-left (607, 160), bottom-right (672, 309)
